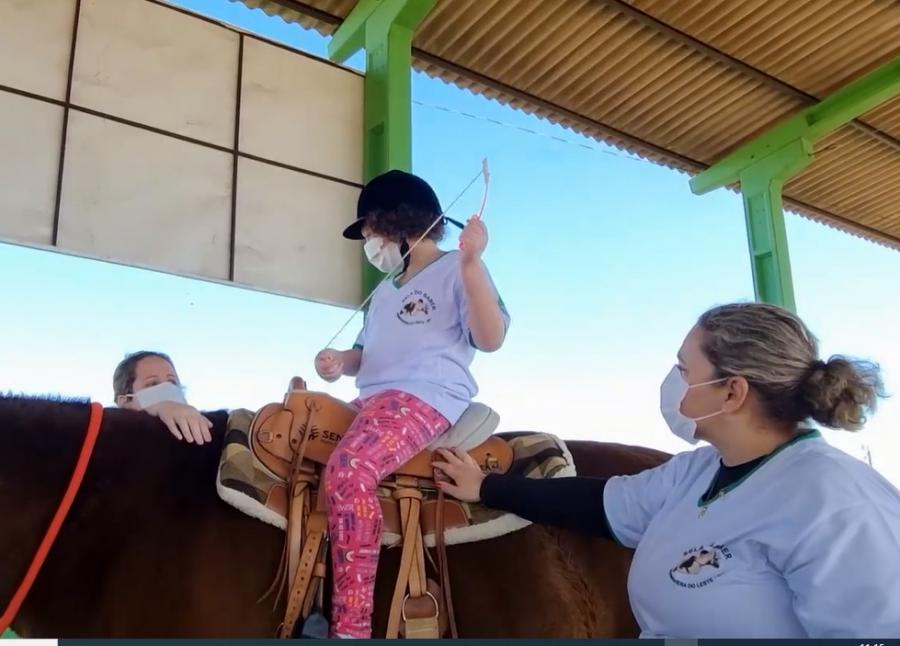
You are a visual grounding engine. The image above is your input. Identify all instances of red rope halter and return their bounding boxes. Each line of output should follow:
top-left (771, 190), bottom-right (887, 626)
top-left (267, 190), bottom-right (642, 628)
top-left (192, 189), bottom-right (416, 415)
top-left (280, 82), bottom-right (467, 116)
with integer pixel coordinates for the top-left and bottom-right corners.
top-left (0, 401), bottom-right (104, 634)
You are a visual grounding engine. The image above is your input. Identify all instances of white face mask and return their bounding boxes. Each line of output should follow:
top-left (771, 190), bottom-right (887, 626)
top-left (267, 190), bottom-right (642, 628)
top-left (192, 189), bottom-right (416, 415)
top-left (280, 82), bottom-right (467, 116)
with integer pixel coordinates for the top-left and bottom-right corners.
top-left (131, 382), bottom-right (187, 409)
top-left (660, 367), bottom-right (727, 445)
top-left (363, 236), bottom-right (403, 274)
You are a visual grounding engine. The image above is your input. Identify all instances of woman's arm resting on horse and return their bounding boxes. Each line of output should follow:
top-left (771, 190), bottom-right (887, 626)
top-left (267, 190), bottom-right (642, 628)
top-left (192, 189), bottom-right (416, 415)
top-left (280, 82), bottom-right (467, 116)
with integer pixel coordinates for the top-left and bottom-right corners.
top-left (434, 448), bottom-right (611, 539)
top-left (480, 474), bottom-right (613, 538)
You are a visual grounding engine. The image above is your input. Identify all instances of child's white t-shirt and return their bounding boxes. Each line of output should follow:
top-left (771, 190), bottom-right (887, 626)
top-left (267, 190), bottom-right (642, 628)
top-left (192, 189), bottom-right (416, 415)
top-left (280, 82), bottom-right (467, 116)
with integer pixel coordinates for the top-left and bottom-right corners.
top-left (354, 251), bottom-right (509, 423)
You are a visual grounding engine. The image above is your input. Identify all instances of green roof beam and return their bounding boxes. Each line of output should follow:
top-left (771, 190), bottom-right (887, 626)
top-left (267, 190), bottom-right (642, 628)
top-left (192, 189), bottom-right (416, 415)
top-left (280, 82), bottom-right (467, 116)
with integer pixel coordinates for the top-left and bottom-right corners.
top-left (739, 138), bottom-right (813, 312)
top-left (688, 56), bottom-right (900, 312)
top-left (691, 57), bottom-right (900, 195)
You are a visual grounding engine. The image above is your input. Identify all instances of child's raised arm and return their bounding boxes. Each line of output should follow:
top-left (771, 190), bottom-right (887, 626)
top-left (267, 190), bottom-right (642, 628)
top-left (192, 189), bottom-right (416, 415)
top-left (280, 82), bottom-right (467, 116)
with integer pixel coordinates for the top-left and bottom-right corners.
top-left (459, 216), bottom-right (507, 352)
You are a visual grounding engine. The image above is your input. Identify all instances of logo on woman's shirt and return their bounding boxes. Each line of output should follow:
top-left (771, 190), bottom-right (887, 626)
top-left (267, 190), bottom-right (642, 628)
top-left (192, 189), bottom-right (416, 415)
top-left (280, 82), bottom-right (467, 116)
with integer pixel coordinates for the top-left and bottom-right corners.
top-left (397, 290), bottom-right (437, 325)
top-left (668, 543), bottom-right (732, 589)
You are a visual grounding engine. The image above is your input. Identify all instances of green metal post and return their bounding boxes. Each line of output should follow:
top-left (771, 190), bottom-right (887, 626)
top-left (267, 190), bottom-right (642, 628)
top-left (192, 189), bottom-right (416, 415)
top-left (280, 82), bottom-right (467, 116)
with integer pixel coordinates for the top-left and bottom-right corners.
top-left (329, 0), bottom-right (438, 298)
top-left (691, 56), bottom-right (900, 312)
top-left (738, 139), bottom-right (813, 311)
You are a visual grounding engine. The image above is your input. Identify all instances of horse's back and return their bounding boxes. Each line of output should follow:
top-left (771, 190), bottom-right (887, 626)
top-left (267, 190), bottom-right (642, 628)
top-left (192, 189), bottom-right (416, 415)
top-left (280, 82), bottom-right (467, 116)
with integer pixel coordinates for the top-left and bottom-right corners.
top-left (567, 439), bottom-right (670, 478)
top-left (2, 397), bottom-right (669, 638)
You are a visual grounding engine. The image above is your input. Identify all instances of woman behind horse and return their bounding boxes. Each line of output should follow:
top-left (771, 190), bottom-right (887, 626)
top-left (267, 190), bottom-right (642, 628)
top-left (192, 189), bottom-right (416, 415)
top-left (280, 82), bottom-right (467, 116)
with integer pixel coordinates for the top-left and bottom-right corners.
top-left (113, 350), bottom-right (213, 445)
top-left (436, 302), bottom-right (900, 638)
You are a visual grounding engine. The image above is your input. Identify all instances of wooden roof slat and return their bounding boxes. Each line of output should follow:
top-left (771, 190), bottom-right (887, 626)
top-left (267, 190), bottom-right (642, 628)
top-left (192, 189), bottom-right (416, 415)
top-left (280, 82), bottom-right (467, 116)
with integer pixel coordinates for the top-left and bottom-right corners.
top-left (806, 157), bottom-right (900, 208)
top-left (453, 2), bottom-right (543, 69)
top-left (739, 3), bottom-right (850, 71)
top-left (785, 17), bottom-right (899, 93)
top-left (678, 95), bottom-right (799, 161)
top-left (567, 28), bottom-right (665, 113)
top-left (526, 10), bottom-right (621, 95)
top-left (417, 0), bottom-right (478, 51)
top-left (501, 3), bottom-right (591, 87)
top-left (714, 0), bottom-right (809, 56)
top-left (592, 46), bottom-right (699, 130)
top-left (697, 0), bottom-right (776, 45)
top-left (623, 64), bottom-right (747, 143)
top-left (582, 44), bottom-right (694, 123)
top-left (544, 15), bottom-right (641, 103)
top-left (865, 99), bottom-right (900, 138)
top-left (434, 0), bottom-right (494, 54)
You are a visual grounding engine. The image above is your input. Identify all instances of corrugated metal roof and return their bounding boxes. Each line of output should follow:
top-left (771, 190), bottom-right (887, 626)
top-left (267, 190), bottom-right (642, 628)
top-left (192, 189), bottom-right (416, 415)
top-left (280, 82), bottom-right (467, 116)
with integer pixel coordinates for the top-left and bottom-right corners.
top-left (234, 0), bottom-right (900, 249)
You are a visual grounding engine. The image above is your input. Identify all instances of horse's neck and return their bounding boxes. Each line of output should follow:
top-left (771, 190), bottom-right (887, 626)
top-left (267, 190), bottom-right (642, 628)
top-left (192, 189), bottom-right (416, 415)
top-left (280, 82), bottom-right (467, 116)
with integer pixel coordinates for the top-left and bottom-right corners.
top-left (0, 399), bottom-right (94, 612)
top-left (0, 399), bottom-right (238, 636)
top-left (0, 396), bottom-right (90, 504)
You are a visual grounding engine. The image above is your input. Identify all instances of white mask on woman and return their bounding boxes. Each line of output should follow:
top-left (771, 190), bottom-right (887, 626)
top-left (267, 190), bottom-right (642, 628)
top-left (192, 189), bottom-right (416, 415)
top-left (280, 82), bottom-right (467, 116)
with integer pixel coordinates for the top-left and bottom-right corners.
top-left (131, 382), bottom-right (187, 409)
top-left (659, 367), bottom-right (727, 444)
top-left (363, 236), bottom-right (403, 274)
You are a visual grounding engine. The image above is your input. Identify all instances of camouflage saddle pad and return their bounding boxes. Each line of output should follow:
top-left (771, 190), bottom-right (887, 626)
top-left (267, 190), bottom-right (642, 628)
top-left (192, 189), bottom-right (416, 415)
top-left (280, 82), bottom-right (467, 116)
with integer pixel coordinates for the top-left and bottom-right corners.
top-left (216, 409), bottom-right (576, 547)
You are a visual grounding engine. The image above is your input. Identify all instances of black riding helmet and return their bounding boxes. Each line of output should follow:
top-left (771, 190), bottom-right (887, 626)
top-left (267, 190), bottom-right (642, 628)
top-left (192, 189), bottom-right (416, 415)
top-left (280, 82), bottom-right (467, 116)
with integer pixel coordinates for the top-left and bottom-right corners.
top-left (342, 169), bottom-right (463, 240)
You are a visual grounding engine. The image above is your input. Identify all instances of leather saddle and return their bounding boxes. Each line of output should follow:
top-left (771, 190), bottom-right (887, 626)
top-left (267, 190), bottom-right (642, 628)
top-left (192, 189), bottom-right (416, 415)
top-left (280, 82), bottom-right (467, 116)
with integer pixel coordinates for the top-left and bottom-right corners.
top-left (248, 378), bottom-right (512, 638)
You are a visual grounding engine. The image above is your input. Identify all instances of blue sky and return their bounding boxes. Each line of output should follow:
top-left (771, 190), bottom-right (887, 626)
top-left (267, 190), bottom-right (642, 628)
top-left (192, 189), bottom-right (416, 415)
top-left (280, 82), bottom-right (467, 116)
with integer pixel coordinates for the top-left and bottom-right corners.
top-left (2, 0), bottom-right (899, 481)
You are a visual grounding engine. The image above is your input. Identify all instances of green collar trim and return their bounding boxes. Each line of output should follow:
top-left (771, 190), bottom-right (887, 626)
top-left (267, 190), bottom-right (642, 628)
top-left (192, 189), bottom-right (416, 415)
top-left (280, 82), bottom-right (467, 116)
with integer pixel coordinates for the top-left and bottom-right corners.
top-left (697, 429), bottom-right (821, 508)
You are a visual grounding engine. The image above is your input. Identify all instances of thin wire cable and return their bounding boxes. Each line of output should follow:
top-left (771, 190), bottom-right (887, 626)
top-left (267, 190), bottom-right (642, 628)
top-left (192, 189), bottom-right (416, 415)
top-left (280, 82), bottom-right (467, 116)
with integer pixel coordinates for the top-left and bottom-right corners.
top-left (412, 98), bottom-right (648, 164)
top-left (323, 161), bottom-right (489, 350)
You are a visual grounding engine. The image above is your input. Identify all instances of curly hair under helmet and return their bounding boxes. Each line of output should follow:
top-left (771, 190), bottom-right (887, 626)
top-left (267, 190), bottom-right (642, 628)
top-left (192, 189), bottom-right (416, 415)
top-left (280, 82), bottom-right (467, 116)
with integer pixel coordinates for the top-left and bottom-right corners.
top-left (343, 170), bottom-right (444, 242)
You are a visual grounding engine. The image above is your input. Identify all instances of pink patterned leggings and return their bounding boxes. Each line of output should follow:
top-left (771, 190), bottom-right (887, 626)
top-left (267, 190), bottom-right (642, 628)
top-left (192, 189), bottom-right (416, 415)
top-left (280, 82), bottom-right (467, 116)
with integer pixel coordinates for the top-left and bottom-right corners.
top-left (323, 390), bottom-right (451, 638)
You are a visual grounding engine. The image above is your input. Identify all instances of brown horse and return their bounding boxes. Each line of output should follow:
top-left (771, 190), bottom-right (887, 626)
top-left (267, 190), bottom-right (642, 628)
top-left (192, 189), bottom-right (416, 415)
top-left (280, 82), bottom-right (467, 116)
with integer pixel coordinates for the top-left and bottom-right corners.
top-left (0, 395), bottom-right (669, 638)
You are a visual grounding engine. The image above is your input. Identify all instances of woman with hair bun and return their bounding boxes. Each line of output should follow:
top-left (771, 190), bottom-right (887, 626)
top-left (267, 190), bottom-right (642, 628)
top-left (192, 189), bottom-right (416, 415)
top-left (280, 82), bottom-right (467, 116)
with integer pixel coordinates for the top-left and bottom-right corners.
top-left (435, 302), bottom-right (900, 638)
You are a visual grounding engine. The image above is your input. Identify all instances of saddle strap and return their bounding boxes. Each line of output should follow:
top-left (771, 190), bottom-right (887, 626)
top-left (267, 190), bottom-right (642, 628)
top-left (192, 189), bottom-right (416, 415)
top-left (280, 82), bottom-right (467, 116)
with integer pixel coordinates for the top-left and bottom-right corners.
top-left (285, 479), bottom-right (310, 599)
top-left (280, 487), bottom-right (328, 638)
top-left (386, 479), bottom-right (440, 639)
top-left (280, 404), bottom-right (324, 638)
top-left (435, 488), bottom-right (458, 638)
top-left (386, 486), bottom-right (419, 638)
top-left (286, 404), bottom-right (318, 581)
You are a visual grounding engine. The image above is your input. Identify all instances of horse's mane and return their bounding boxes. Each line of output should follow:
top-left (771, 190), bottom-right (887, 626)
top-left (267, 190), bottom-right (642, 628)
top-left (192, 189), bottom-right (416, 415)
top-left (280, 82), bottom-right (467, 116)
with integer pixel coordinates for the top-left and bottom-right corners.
top-left (1, 392), bottom-right (91, 404)
top-left (0, 394), bottom-right (231, 502)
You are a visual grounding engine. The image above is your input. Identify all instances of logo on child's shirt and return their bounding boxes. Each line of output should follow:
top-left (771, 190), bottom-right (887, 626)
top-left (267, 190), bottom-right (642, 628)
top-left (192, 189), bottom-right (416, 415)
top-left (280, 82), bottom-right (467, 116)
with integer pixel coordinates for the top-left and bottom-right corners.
top-left (397, 290), bottom-right (436, 325)
top-left (668, 543), bottom-right (732, 589)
